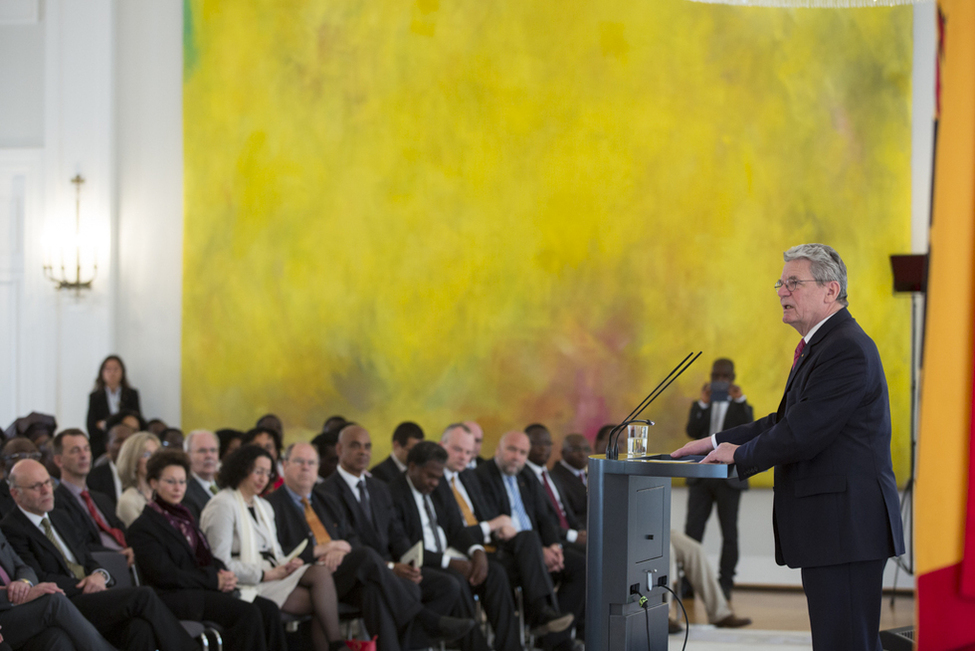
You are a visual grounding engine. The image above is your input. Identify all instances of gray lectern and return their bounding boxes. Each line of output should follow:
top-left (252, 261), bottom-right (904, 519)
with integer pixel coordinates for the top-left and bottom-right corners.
top-left (586, 454), bottom-right (735, 649)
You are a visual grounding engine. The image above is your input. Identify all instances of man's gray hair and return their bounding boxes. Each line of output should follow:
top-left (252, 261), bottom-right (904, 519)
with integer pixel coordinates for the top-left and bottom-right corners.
top-left (440, 422), bottom-right (471, 443)
top-left (784, 243), bottom-right (849, 306)
top-left (183, 429), bottom-right (215, 452)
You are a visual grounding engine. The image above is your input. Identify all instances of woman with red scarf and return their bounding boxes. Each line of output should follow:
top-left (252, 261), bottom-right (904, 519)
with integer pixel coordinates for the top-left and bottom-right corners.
top-left (127, 449), bottom-right (286, 651)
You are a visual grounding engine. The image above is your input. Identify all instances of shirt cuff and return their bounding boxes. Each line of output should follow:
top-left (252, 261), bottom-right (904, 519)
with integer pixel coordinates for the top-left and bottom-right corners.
top-left (387, 561), bottom-right (395, 570)
top-left (467, 545), bottom-right (485, 557)
top-left (95, 568), bottom-right (112, 584)
top-left (566, 529), bottom-right (578, 544)
top-left (710, 434), bottom-right (719, 450)
top-left (697, 400), bottom-right (709, 409)
top-left (734, 395), bottom-right (747, 403)
top-left (440, 554), bottom-right (451, 569)
top-left (480, 521), bottom-right (492, 542)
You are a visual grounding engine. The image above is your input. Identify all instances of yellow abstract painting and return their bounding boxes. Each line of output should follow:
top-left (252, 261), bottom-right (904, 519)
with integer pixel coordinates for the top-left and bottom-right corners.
top-left (182, 0), bottom-right (913, 484)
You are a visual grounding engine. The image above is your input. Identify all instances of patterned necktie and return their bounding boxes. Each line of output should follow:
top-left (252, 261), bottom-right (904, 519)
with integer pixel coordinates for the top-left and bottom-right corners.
top-left (793, 339), bottom-right (806, 368)
top-left (42, 517), bottom-right (86, 580)
top-left (541, 470), bottom-right (569, 530)
top-left (504, 474), bottom-right (533, 531)
top-left (300, 497), bottom-right (332, 545)
top-left (422, 496), bottom-right (444, 553)
top-left (81, 490), bottom-right (126, 548)
top-left (209, 483), bottom-right (219, 496)
top-left (357, 479), bottom-right (373, 525)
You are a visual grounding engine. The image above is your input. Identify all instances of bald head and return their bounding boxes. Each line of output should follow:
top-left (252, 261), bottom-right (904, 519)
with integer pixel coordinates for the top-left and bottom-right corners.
top-left (440, 424), bottom-right (475, 473)
top-left (336, 425), bottom-right (372, 476)
top-left (495, 430), bottom-right (530, 476)
top-left (8, 459), bottom-right (55, 515)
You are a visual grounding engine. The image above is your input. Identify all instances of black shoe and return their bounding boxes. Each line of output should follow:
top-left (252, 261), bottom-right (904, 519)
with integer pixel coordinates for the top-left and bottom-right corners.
top-left (668, 618), bottom-right (684, 634)
top-left (433, 616), bottom-right (476, 643)
top-left (530, 606), bottom-right (575, 636)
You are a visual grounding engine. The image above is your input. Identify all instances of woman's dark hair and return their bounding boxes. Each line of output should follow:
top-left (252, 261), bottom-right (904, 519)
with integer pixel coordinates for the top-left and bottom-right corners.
top-left (215, 428), bottom-right (244, 459)
top-left (218, 444), bottom-right (275, 489)
top-left (243, 426), bottom-right (282, 455)
top-left (93, 355), bottom-right (131, 392)
top-left (146, 449), bottom-right (190, 483)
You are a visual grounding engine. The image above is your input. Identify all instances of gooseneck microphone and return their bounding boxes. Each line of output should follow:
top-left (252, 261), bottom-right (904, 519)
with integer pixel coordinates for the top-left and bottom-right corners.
top-left (605, 352), bottom-right (702, 459)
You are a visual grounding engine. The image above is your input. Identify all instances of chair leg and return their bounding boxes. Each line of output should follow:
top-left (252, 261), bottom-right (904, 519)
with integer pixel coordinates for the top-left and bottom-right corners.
top-left (204, 627), bottom-right (223, 651)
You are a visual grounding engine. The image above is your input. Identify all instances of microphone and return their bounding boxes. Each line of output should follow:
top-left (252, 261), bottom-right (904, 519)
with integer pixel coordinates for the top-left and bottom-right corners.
top-left (605, 352), bottom-right (702, 460)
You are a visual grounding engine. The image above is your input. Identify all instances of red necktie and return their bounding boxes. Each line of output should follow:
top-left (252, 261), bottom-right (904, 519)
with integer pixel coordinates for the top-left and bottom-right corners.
top-left (541, 470), bottom-right (569, 530)
top-left (81, 490), bottom-right (127, 548)
top-left (792, 339), bottom-right (806, 368)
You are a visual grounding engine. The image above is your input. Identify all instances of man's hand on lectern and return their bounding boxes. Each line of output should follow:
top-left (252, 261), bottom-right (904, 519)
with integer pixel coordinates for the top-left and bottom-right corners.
top-left (702, 442), bottom-right (738, 464)
top-left (670, 438), bottom-right (714, 459)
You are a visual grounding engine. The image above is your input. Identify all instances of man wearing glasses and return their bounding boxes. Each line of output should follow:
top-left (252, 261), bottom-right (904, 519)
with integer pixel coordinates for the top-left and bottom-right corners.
top-left (673, 243), bottom-right (904, 651)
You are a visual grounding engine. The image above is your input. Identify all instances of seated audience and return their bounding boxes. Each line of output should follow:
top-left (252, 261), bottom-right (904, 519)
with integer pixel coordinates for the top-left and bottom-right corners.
top-left (216, 428), bottom-right (245, 461)
top-left (160, 428), bottom-right (184, 450)
top-left (115, 432), bottom-right (160, 527)
top-left (1, 460), bottom-right (196, 651)
top-left (592, 424), bottom-right (614, 455)
top-left (549, 435), bottom-right (589, 521)
top-left (670, 530), bottom-right (751, 629)
top-left (128, 449), bottom-right (286, 651)
top-left (1, 439), bottom-right (41, 518)
top-left (87, 422), bottom-right (132, 507)
top-left (268, 442), bottom-right (473, 650)
top-left (200, 445), bottom-right (343, 651)
top-left (524, 424), bottom-right (585, 550)
top-left (0, 525), bottom-right (115, 651)
top-left (310, 429), bottom-right (340, 481)
top-left (145, 419), bottom-right (168, 436)
top-left (370, 421), bottom-right (424, 483)
top-left (86, 355), bottom-right (141, 461)
top-left (182, 430), bottom-right (221, 521)
top-left (50, 429), bottom-right (134, 565)
top-left (464, 421), bottom-right (487, 469)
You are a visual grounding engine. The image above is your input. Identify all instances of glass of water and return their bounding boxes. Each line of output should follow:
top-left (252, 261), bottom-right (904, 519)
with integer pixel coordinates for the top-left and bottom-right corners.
top-left (626, 423), bottom-right (648, 456)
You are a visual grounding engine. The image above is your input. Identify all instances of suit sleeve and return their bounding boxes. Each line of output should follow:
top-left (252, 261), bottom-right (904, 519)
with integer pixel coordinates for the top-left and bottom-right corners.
top-left (731, 337), bottom-right (871, 478)
top-left (128, 515), bottom-right (220, 591)
top-left (0, 534), bottom-right (38, 609)
top-left (686, 401), bottom-right (711, 439)
top-left (86, 392), bottom-right (104, 439)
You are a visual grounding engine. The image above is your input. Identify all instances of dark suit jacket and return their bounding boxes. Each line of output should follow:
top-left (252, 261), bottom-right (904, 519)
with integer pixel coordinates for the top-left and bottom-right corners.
top-left (434, 469), bottom-right (496, 544)
top-left (720, 308), bottom-right (905, 569)
top-left (524, 467), bottom-right (582, 543)
top-left (368, 456), bottom-right (403, 484)
top-left (266, 485), bottom-right (360, 564)
top-left (86, 463), bottom-right (120, 508)
top-left (53, 482), bottom-right (126, 550)
top-left (0, 508), bottom-right (105, 597)
top-left (181, 478), bottom-right (213, 522)
top-left (127, 506), bottom-right (223, 593)
top-left (321, 472), bottom-right (411, 562)
top-left (474, 459), bottom-right (560, 547)
top-left (549, 462), bottom-right (587, 520)
top-left (0, 481), bottom-right (14, 520)
top-left (686, 398), bottom-right (754, 489)
top-left (0, 528), bottom-right (38, 610)
top-left (388, 474), bottom-right (478, 570)
top-left (86, 387), bottom-right (141, 459)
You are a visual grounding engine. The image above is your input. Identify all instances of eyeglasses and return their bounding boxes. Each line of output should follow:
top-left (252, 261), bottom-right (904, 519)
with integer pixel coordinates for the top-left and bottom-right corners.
top-left (158, 478), bottom-right (187, 487)
top-left (250, 468), bottom-right (271, 477)
top-left (15, 478), bottom-right (53, 492)
top-left (774, 278), bottom-right (817, 292)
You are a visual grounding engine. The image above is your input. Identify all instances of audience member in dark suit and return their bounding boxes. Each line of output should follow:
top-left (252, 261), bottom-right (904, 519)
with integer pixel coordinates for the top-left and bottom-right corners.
top-left (673, 244), bottom-right (905, 651)
top-left (181, 430), bottom-right (220, 521)
top-left (127, 449), bottom-right (285, 651)
top-left (438, 423), bottom-right (573, 644)
top-left (392, 441), bottom-right (523, 651)
top-left (86, 423), bottom-right (133, 509)
top-left (85, 355), bottom-right (142, 460)
top-left (476, 431), bottom-right (586, 647)
top-left (549, 435), bottom-right (589, 522)
top-left (463, 421), bottom-right (487, 469)
top-left (369, 421), bottom-right (424, 483)
top-left (1, 439), bottom-right (42, 518)
top-left (684, 358), bottom-right (754, 598)
top-left (269, 442), bottom-right (473, 650)
top-left (0, 525), bottom-right (115, 651)
top-left (525, 425), bottom-right (585, 553)
top-left (322, 425), bottom-right (473, 646)
top-left (1, 460), bottom-right (196, 651)
top-left (50, 430), bottom-right (134, 566)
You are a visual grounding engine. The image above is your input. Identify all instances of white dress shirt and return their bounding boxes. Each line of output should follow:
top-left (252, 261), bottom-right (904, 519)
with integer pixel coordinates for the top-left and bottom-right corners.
top-left (443, 468), bottom-right (492, 542)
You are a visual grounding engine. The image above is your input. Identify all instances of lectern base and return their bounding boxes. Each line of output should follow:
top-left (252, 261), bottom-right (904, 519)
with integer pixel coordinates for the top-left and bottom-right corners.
top-left (610, 602), bottom-right (669, 649)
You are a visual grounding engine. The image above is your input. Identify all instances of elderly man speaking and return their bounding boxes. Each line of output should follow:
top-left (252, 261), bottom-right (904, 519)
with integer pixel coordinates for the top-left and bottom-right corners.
top-left (672, 243), bottom-right (904, 651)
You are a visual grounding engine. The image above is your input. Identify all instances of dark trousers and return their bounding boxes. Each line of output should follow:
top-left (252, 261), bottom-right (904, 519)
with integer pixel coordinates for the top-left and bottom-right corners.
top-left (448, 559), bottom-right (520, 651)
top-left (71, 586), bottom-right (197, 651)
top-left (335, 546), bottom-right (424, 651)
top-left (552, 546), bottom-right (586, 637)
top-left (158, 589), bottom-right (284, 651)
top-left (801, 559), bottom-right (887, 651)
top-left (492, 530), bottom-right (555, 608)
top-left (685, 479), bottom-right (742, 592)
top-left (0, 593), bottom-right (114, 651)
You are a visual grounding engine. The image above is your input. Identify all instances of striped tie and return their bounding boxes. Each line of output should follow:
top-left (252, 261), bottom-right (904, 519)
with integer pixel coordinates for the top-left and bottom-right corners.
top-left (42, 517), bottom-right (86, 580)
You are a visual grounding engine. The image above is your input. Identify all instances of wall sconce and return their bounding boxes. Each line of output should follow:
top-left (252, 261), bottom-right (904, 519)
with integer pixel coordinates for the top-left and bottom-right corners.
top-left (43, 174), bottom-right (98, 292)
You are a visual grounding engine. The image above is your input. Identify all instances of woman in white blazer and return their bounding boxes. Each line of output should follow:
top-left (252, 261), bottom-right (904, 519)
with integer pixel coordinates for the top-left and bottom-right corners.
top-left (200, 445), bottom-right (344, 651)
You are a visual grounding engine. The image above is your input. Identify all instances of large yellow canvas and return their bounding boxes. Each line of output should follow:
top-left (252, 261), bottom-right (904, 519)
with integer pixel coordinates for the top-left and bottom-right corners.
top-left (182, 0), bottom-right (913, 484)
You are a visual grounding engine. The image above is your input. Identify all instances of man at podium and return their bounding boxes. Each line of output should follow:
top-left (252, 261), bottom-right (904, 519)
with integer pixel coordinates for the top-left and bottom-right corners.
top-left (673, 243), bottom-right (905, 651)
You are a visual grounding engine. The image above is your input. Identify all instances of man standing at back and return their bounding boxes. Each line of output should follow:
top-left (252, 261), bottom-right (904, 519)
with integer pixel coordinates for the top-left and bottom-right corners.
top-left (673, 243), bottom-right (904, 651)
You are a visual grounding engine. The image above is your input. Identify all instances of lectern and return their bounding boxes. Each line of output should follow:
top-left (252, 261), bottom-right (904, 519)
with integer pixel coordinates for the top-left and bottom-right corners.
top-left (586, 454), bottom-right (735, 649)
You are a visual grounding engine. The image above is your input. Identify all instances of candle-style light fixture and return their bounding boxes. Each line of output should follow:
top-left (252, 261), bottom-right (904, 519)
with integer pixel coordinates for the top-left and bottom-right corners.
top-left (43, 174), bottom-right (98, 293)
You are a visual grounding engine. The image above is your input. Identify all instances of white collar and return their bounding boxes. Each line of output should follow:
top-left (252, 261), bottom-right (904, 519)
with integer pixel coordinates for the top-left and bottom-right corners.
top-left (337, 464), bottom-right (367, 493)
top-left (524, 459), bottom-right (546, 480)
top-left (803, 311), bottom-right (838, 343)
top-left (18, 505), bottom-right (48, 528)
top-left (390, 454), bottom-right (407, 472)
top-left (558, 459), bottom-right (585, 478)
